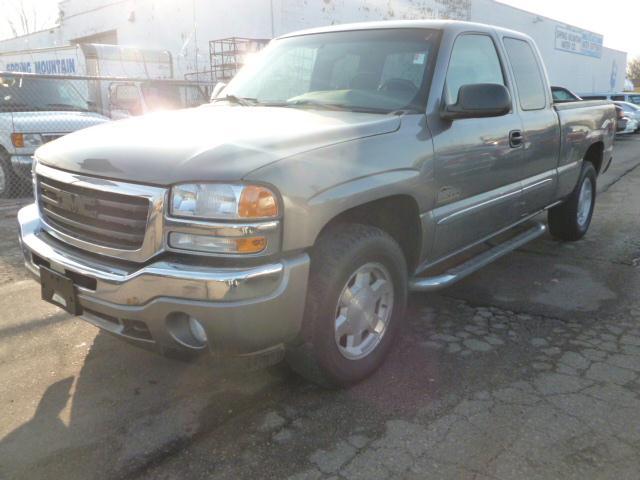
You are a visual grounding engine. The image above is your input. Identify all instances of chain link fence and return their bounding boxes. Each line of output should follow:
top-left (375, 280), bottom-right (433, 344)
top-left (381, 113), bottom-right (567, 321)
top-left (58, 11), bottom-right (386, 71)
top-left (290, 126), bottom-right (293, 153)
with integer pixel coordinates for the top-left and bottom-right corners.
top-left (0, 71), bottom-right (214, 201)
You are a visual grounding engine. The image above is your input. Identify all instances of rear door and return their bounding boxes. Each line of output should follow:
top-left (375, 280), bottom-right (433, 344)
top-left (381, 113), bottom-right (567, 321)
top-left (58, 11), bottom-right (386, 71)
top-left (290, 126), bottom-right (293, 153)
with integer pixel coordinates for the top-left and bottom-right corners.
top-left (502, 37), bottom-right (560, 214)
top-left (430, 33), bottom-right (524, 260)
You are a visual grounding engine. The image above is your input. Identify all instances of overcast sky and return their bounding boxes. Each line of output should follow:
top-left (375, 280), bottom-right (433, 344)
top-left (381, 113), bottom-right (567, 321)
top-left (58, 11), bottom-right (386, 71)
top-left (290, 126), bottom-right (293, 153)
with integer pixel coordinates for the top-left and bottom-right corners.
top-left (1, 0), bottom-right (638, 61)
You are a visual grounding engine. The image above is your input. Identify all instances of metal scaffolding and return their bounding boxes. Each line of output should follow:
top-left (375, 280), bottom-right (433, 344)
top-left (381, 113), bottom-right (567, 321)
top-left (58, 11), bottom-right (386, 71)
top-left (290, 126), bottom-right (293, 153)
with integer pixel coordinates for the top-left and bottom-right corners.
top-left (209, 37), bottom-right (270, 83)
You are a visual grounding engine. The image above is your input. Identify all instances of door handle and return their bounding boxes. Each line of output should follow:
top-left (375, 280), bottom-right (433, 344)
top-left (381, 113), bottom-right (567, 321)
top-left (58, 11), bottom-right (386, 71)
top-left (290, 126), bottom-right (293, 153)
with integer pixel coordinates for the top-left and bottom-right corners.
top-left (509, 130), bottom-right (524, 148)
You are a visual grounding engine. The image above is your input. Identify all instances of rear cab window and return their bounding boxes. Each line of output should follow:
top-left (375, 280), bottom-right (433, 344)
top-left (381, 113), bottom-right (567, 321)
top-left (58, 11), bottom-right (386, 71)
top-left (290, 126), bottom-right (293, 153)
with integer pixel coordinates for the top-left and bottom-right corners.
top-left (552, 87), bottom-right (578, 103)
top-left (503, 37), bottom-right (547, 110)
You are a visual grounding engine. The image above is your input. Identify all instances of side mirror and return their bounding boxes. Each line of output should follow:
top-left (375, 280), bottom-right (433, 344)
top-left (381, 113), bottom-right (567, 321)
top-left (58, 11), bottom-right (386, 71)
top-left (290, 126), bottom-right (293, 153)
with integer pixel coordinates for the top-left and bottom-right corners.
top-left (210, 82), bottom-right (227, 101)
top-left (442, 83), bottom-right (511, 120)
top-left (110, 109), bottom-right (132, 120)
top-left (109, 83), bottom-right (143, 116)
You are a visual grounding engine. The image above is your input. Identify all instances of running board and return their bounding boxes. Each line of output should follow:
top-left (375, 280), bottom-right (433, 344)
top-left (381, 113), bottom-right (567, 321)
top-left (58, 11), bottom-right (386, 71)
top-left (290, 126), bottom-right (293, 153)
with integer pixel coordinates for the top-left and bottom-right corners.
top-left (409, 222), bottom-right (546, 292)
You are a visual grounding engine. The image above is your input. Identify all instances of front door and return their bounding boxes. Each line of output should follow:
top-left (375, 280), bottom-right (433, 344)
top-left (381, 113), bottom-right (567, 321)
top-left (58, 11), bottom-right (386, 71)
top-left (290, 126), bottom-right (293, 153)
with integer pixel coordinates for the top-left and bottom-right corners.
top-left (430, 33), bottom-right (524, 260)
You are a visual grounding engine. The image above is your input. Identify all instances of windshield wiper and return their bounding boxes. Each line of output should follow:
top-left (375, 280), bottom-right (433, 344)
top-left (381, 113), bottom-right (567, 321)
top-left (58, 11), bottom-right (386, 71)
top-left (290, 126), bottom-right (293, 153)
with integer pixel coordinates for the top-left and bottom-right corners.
top-left (212, 94), bottom-right (258, 106)
top-left (388, 107), bottom-right (422, 115)
top-left (286, 99), bottom-right (390, 114)
top-left (46, 103), bottom-right (88, 112)
top-left (286, 99), bottom-right (345, 110)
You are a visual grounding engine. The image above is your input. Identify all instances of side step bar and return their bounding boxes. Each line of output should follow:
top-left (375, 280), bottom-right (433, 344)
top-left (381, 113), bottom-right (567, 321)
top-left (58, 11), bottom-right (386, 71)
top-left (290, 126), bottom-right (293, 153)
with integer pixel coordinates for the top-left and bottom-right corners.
top-left (409, 222), bottom-right (546, 292)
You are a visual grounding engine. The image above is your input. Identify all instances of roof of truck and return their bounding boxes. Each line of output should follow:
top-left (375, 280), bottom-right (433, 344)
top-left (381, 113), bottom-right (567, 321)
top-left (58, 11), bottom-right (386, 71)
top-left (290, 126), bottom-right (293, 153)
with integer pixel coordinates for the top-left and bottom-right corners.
top-left (278, 19), bottom-right (531, 42)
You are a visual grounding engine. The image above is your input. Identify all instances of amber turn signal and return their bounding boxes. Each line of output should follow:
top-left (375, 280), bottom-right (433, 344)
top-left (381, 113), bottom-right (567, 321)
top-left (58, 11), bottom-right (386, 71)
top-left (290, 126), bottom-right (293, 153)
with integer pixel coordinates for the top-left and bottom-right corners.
top-left (11, 133), bottom-right (24, 148)
top-left (235, 237), bottom-right (267, 253)
top-left (238, 186), bottom-right (278, 219)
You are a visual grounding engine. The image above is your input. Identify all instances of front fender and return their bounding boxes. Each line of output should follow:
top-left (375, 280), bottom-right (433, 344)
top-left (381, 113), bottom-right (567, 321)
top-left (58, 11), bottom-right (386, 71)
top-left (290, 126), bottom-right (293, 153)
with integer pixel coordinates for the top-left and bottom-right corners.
top-left (291, 168), bottom-right (424, 250)
top-left (244, 115), bottom-right (436, 253)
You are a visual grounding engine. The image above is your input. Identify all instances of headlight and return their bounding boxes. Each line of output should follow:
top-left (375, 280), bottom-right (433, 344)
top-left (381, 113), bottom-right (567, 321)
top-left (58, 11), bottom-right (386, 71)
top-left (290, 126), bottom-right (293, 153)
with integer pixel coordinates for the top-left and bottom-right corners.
top-left (170, 183), bottom-right (279, 220)
top-left (11, 133), bottom-right (44, 148)
top-left (168, 183), bottom-right (280, 255)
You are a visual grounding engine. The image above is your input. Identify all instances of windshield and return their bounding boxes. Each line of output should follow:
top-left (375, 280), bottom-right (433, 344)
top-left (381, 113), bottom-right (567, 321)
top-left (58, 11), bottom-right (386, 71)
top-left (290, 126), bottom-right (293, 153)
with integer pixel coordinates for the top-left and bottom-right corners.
top-left (141, 84), bottom-right (207, 111)
top-left (0, 76), bottom-right (89, 112)
top-left (223, 28), bottom-right (440, 113)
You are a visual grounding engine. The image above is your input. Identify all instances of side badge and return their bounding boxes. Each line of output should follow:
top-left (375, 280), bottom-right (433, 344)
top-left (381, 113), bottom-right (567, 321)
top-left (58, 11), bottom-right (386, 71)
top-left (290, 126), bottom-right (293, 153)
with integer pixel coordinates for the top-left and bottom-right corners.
top-left (437, 186), bottom-right (461, 206)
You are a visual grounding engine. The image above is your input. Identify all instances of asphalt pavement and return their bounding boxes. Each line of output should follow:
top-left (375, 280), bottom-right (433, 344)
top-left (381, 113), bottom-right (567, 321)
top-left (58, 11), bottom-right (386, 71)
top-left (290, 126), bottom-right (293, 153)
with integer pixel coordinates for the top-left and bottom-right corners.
top-left (1, 135), bottom-right (639, 480)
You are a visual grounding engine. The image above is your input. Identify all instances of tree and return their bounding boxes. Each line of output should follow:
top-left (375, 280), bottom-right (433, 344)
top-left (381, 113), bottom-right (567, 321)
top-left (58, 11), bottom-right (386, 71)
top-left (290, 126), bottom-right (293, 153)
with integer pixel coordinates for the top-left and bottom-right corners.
top-left (628, 57), bottom-right (640, 90)
top-left (1, 0), bottom-right (56, 38)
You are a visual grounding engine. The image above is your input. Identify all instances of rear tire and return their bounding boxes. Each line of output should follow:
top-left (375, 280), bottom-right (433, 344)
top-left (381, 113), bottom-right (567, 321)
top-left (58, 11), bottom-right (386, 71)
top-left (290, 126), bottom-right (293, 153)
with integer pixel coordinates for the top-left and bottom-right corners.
top-left (0, 151), bottom-right (17, 199)
top-left (286, 224), bottom-right (407, 388)
top-left (548, 162), bottom-right (596, 241)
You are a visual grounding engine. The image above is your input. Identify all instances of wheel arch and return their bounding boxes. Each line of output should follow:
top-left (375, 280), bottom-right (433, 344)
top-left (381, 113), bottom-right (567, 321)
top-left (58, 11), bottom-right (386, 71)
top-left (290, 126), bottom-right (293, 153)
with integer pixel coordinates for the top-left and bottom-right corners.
top-left (583, 141), bottom-right (605, 174)
top-left (312, 193), bottom-right (423, 274)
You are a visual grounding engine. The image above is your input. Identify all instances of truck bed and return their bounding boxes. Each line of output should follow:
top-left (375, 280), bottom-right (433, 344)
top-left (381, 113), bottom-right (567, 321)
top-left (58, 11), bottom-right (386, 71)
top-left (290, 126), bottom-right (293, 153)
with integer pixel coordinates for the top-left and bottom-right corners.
top-left (554, 99), bottom-right (616, 195)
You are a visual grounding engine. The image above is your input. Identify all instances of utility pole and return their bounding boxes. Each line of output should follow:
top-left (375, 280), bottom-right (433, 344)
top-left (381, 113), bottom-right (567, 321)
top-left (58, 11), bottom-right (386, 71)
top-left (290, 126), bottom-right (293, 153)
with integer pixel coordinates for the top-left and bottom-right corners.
top-left (270, 0), bottom-right (275, 38)
top-left (192, 0), bottom-right (198, 78)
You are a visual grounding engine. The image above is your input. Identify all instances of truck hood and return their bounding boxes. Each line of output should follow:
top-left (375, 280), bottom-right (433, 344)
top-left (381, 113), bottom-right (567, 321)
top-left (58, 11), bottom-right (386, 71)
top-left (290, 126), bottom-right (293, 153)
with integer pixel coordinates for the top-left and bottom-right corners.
top-left (11, 111), bottom-right (108, 134)
top-left (36, 105), bottom-right (401, 185)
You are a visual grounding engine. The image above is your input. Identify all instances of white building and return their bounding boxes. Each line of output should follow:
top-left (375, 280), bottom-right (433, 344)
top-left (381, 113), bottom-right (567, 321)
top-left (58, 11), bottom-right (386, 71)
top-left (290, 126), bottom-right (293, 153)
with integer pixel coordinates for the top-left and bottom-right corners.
top-left (0, 0), bottom-right (628, 94)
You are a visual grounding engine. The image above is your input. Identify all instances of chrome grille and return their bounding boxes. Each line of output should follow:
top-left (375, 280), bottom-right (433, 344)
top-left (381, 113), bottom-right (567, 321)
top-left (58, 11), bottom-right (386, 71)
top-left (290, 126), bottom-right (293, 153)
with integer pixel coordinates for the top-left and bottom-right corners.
top-left (37, 175), bottom-right (150, 250)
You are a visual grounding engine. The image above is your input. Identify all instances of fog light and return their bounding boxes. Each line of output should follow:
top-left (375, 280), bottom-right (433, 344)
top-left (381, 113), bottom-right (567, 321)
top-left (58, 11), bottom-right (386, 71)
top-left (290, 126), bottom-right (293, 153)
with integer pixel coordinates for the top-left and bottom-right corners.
top-left (166, 312), bottom-right (208, 349)
top-left (188, 316), bottom-right (208, 344)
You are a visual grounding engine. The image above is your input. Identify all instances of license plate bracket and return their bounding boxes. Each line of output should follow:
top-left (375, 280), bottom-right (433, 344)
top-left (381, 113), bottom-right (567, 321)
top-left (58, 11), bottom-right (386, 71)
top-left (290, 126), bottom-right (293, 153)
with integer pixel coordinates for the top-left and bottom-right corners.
top-left (40, 266), bottom-right (81, 315)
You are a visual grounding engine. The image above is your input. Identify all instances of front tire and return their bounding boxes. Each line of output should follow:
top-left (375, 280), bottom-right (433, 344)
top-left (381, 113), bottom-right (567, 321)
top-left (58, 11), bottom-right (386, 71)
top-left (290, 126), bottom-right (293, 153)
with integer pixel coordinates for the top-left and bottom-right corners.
top-left (286, 224), bottom-right (408, 387)
top-left (548, 162), bottom-right (596, 241)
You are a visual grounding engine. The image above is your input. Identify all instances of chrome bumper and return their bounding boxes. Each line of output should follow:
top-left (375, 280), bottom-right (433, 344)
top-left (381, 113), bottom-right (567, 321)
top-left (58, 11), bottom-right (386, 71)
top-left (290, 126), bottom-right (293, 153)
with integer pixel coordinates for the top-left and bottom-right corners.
top-left (10, 155), bottom-right (34, 168)
top-left (18, 203), bottom-right (310, 355)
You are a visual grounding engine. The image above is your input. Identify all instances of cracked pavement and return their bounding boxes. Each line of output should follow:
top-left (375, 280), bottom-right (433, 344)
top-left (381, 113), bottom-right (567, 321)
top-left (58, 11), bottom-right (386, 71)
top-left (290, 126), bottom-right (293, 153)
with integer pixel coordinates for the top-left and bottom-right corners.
top-left (1, 135), bottom-right (640, 480)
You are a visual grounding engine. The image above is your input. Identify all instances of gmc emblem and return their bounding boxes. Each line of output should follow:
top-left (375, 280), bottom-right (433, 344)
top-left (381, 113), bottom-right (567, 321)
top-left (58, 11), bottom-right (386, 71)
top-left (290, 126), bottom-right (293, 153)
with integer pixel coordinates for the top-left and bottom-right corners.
top-left (57, 191), bottom-right (97, 216)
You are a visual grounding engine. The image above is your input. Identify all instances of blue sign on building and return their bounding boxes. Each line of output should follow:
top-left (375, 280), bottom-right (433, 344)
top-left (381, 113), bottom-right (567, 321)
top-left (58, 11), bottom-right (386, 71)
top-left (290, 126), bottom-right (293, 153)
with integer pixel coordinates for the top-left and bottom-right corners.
top-left (555, 25), bottom-right (603, 59)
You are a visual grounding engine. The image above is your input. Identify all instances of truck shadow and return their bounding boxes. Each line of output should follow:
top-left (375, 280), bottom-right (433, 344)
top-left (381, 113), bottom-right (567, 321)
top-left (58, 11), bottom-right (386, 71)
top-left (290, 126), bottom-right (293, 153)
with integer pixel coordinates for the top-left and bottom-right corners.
top-left (0, 296), bottom-right (461, 480)
top-left (0, 329), bottom-right (282, 479)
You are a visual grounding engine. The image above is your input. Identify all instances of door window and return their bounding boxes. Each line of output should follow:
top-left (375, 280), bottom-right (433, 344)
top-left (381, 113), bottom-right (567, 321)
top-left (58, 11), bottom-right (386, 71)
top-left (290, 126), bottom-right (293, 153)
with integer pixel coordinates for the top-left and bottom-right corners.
top-left (445, 34), bottom-right (505, 104)
top-left (503, 38), bottom-right (547, 110)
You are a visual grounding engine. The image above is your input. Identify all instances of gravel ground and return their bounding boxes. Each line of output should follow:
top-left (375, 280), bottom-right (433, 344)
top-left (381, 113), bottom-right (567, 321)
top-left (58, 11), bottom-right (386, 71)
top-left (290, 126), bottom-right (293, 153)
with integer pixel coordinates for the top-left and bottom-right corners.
top-left (0, 199), bottom-right (31, 286)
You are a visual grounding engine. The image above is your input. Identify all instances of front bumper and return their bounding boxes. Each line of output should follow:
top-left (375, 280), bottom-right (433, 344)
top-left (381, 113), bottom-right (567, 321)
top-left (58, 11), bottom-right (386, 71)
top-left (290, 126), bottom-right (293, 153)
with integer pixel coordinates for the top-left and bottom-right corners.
top-left (18, 203), bottom-right (310, 356)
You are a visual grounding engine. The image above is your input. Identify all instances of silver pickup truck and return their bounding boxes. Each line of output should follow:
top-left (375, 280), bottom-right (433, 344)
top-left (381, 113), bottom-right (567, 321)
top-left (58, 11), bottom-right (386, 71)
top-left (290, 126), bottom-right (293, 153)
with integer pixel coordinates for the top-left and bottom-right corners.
top-left (18, 21), bottom-right (616, 386)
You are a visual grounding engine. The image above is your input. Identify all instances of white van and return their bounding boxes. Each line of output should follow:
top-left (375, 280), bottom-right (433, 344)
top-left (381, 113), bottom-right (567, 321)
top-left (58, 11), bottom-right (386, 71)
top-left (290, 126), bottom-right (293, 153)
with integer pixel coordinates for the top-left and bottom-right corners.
top-left (0, 44), bottom-right (208, 118)
top-left (0, 74), bottom-right (108, 197)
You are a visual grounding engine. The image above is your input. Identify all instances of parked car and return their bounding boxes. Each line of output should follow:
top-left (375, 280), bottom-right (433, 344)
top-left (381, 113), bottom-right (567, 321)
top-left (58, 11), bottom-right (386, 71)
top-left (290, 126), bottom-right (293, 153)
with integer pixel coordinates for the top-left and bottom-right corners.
top-left (618, 116), bottom-right (638, 135)
top-left (614, 101), bottom-right (640, 132)
top-left (615, 105), bottom-right (629, 133)
top-left (0, 75), bottom-right (108, 198)
top-left (582, 92), bottom-right (640, 106)
top-left (18, 20), bottom-right (616, 386)
top-left (551, 86), bottom-right (582, 103)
